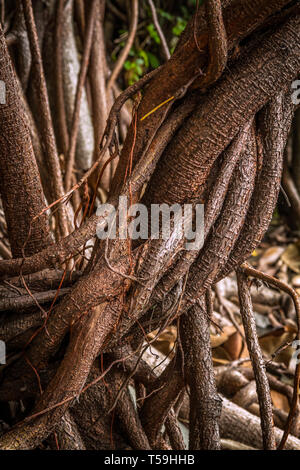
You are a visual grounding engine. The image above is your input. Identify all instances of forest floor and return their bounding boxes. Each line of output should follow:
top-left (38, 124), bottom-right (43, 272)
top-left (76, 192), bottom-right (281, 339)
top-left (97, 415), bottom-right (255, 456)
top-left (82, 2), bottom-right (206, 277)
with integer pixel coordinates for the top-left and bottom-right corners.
top-left (145, 219), bottom-right (300, 449)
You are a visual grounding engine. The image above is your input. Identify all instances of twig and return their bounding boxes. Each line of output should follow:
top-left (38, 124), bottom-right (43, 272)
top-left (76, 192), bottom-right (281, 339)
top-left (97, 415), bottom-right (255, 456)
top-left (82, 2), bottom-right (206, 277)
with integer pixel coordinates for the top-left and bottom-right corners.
top-left (64, 0), bottom-right (98, 191)
top-left (107, 0), bottom-right (127, 22)
top-left (21, 344), bottom-right (150, 424)
top-left (20, 273), bottom-right (47, 319)
top-left (0, 286), bottom-right (69, 312)
top-left (29, 66), bottom-right (161, 223)
top-left (147, 0), bottom-right (170, 61)
top-left (236, 268), bottom-right (275, 450)
top-left (282, 153), bottom-right (300, 220)
top-left (215, 283), bottom-right (246, 349)
top-left (21, 0), bottom-right (70, 239)
top-left (241, 262), bottom-right (300, 450)
top-left (55, 0), bottom-right (69, 156)
top-left (106, 0), bottom-right (138, 93)
top-left (24, 356), bottom-right (43, 396)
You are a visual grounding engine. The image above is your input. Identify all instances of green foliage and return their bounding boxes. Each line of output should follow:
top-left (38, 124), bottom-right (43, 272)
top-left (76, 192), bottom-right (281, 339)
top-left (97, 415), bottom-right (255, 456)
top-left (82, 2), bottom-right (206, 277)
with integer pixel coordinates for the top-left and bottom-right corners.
top-left (124, 48), bottom-right (160, 85)
top-left (112, 0), bottom-right (203, 86)
top-left (146, 51), bottom-right (160, 69)
top-left (147, 23), bottom-right (161, 44)
top-left (172, 16), bottom-right (187, 37)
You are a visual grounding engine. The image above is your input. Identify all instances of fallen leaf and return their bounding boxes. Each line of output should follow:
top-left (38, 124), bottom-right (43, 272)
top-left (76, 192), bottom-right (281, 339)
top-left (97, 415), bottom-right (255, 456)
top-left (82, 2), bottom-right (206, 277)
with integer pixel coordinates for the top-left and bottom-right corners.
top-left (270, 390), bottom-right (290, 413)
top-left (258, 246), bottom-right (285, 270)
top-left (281, 243), bottom-right (300, 273)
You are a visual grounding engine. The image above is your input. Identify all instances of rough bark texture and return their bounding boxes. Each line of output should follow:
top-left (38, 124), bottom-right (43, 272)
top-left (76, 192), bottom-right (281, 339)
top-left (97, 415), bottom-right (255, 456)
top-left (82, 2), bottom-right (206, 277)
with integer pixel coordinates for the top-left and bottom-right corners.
top-left (220, 396), bottom-right (300, 450)
top-left (0, 1), bottom-right (299, 452)
top-left (0, 23), bottom-right (51, 257)
top-left (111, 0), bottom-right (293, 196)
top-left (139, 354), bottom-right (184, 448)
top-left (219, 89), bottom-right (295, 279)
top-left (144, 13), bottom-right (300, 208)
top-left (237, 270), bottom-right (275, 450)
top-left (184, 128), bottom-right (257, 304)
top-left (181, 297), bottom-right (222, 450)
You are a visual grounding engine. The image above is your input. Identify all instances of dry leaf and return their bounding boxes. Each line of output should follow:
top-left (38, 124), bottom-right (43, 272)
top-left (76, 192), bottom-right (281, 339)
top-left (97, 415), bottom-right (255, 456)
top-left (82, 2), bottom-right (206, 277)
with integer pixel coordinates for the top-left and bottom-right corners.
top-left (258, 246), bottom-right (285, 270)
top-left (223, 330), bottom-right (244, 360)
top-left (270, 390), bottom-right (290, 413)
top-left (148, 326), bottom-right (177, 356)
top-left (210, 325), bottom-right (236, 348)
top-left (281, 243), bottom-right (300, 273)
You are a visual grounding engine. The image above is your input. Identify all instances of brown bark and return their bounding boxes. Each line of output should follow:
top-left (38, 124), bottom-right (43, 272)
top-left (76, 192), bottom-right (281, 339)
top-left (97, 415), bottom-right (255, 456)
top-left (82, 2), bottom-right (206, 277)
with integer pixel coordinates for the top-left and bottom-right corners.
top-left (218, 89), bottom-right (295, 279)
top-left (143, 13), bottom-right (300, 208)
top-left (64, 0), bottom-right (97, 191)
top-left (70, 365), bottom-right (130, 450)
top-left (292, 109), bottom-right (300, 194)
top-left (0, 23), bottom-right (51, 257)
top-left (111, 0), bottom-right (293, 196)
top-left (22, 0), bottom-right (70, 239)
top-left (1, 12), bottom-right (299, 279)
top-left (0, 252), bottom-right (132, 402)
top-left (220, 396), bottom-right (300, 450)
top-left (89, 1), bottom-right (112, 192)
top-left (1, 2), bottom-right (300, 452)
top-left (149, 123), bottom-right (252, 304)
top-left (181, 297), bottom-right (222, 450)
top-left (236, 269), bottom-right (276, 450)
top-left (183, 127), bottom-right (257, 303)
top-left (47, 411), bottom-right (86, 450)
top-left (0, 302), bottom-right (117, 449)
top-left (139, 354), bottom-right (184, 448)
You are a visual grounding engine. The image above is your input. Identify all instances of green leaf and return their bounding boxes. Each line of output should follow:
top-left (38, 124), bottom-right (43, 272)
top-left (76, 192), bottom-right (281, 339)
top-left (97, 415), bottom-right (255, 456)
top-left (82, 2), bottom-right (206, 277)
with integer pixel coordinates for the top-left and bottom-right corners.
top-left (147, 52), bottom-right (160, 69)
top-left (139, 49), bottom-right (149, 68)
top-left (147, 24), bottom-right (161, 44)
top-left (172, 17), bottom-right (187, 37)
top-left (135, 64), bottom-right (143, 75)
top-left (124, 60), bottom-right (132, 71)
top-left (135, 57), bottom-right (144, 66)
top-left (158, 9), bottom-right (173, 21)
